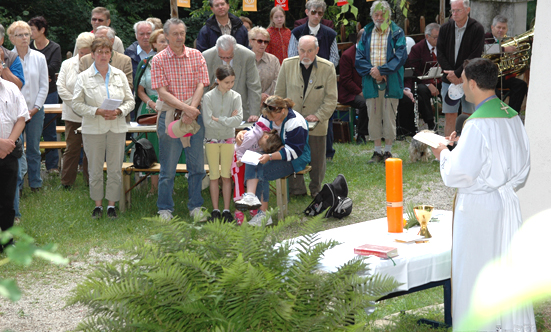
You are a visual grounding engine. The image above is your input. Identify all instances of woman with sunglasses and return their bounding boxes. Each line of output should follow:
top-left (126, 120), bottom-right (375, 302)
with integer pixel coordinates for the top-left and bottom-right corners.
top-left (235, 95), bottom-right (310, 226)
top-left (248, 27), bottom-right (280, 106)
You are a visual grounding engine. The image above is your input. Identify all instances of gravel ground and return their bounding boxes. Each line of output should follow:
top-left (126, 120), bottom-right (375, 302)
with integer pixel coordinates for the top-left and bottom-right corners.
top-left (0, 249), bottom-right (127, 332)
top-left (0, 179), bottom-right (455, 332)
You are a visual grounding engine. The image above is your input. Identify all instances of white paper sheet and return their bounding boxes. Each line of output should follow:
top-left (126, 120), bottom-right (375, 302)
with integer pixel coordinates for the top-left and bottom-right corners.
top-left (241, 150), bottom-right (262, 165)
top-left (413, 131), bottom-right (450, 149)
top-left (100, 98), bottom-right (122, 111)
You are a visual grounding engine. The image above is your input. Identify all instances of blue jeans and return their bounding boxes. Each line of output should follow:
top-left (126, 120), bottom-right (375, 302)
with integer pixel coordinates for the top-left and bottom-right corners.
top-left (14, 140), bottom-right (25, 218)
top-left (244, 160), bottom-right (294, 202)
top-left (23, 107), bottom-right (44, 188)
top-left (43, 92), bottom-right (59, 170)
top-left (157, 111), bottom-right (205, 212)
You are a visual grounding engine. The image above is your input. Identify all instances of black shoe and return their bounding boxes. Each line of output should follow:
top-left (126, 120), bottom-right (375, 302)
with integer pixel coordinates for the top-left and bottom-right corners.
top-left (383, 151), bottom-right (393, 161)
top-left (92, 206), bottom-right (103, 219)
top-left (208, 210), bottom-right (221, 222)
top-left (221, 211), bottom-right (234, 223)
top-left (0, 239), bottom-right (14, 254)
top-left (107, 207), bottom-right (117, 219)
top-left (368, 151), bottom-right (384, 163)
top-left (356, 135), bottom-right (367, 145)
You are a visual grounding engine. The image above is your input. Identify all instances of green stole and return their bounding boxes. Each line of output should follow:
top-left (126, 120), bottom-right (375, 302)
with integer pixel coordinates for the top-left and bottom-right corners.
top-left (469, 97), bottom-right (518, 119)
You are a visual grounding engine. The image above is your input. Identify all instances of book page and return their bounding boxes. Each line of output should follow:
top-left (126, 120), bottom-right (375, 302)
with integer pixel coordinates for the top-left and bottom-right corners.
top-left (241, 150), bottom-right (262, 165)
top-left (413, 131), bottom-right (451, 149)
top-left (100, 98), bottom-right (122, 111)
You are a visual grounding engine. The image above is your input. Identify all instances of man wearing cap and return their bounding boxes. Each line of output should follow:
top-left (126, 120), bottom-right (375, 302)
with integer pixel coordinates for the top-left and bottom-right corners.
top-left (431, 57), bottom-right (535, 332)
top-left (484, 15), bottom-right (528, 113)
top-left (355, 0), bottom-right (407, 163)
top-left (150, 18), bottom-right (210, 222)
top-left (437, 0), bottom-right (484, 137)
top-left (275, 35), bottom-right (337, 197)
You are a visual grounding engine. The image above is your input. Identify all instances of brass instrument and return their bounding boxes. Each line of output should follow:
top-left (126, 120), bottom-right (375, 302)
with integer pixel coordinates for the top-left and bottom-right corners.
top-left (483, 28), bottom-right (534, 77)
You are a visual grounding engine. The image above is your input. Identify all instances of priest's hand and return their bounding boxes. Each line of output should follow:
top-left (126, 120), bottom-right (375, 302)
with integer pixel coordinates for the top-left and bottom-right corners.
top-left (431, 143), bottom-right (448, 160)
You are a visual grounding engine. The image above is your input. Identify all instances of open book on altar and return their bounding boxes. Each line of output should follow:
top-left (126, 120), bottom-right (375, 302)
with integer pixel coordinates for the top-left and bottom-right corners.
top-left (413, 131), bottom-right (451, 149)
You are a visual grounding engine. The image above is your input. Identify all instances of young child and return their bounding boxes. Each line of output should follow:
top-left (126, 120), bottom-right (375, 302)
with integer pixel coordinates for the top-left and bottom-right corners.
top-left (232, 123), bottom-right (283, 224)
top-left (202, 65), bottom-right (243, 223)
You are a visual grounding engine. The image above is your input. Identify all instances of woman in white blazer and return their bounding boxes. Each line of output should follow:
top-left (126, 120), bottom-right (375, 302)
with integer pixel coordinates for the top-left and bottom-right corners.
top-left (57, 32), bottom-right (94, 189)
top-left (72, 37), bottom-right (135, 219)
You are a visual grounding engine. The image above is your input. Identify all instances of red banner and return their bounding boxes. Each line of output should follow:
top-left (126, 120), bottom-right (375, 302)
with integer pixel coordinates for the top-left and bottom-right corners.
top-left (337, 0), bottom-right (348, 6)
top-left (274, 0), bottom-right (288, 11)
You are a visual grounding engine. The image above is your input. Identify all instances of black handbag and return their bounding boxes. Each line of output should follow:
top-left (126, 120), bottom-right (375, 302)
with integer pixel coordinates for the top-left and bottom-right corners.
top-left (10, 138), bottom-right (23, 159)
top-left (132, 137), bottom-right (157, 169)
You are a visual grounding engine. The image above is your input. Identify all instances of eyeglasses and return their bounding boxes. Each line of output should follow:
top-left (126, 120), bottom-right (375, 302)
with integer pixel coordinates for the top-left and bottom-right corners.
top-left (91, 18), bottom-right (105, 22)
top-left (95, 50), bottom-right (112, 56)
top-left (262, 103), bottom-right (282, 112)
top-left (14, 33), bottom-right (30, 38)
top-left (449, 9), bottom-right (464, 14)
top-left (428, 34), bottom-right (439, 39)
top-left (219, 55), bottom-right (234, 61)
top-left (252, 38), bottom-right (270, 45)
top-left (309, 10), bottom-right (324, 17)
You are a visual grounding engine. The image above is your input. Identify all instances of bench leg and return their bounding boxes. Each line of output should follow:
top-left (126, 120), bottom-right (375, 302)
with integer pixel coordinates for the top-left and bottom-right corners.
top-left (120, 172), bottom-right (131, 212)
top-left (276, 178), bottom-right (288, 221)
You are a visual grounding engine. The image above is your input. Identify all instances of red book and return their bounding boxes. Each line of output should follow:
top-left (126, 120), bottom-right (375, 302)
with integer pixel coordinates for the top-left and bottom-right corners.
top-left (354, 244), bottom-right (399, 259)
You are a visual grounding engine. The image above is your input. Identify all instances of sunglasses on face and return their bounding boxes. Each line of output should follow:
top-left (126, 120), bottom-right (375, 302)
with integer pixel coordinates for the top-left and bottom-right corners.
top-left (309, 10), bottom-right (324, 17)
top-left (252, 38), bottom-right (269, 45)
top-left (262, 103), bottom-right (282, 112)
top-left (91, 18), bottom-right (105, 22)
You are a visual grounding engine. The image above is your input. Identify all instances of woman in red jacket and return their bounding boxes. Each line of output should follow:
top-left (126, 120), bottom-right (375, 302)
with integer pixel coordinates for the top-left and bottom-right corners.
top-left (266, 6), bottom-right (291, 64)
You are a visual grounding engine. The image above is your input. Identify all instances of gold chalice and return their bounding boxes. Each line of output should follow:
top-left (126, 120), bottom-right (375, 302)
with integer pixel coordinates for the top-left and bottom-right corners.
top-left (413, 205), bottom-right (434, 239)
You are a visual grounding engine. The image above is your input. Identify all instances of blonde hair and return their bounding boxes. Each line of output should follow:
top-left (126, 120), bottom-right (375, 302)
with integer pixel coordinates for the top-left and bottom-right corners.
top-left (75, 32), bottom-right (95, 53)
top-left (146, 17), bottom-right (163, 30)
top-left (268, 6), bottom-right (286, 28)
top-left (149, 29), bottom-right (164, 50)
top-left (262, 95), bottom-right (295, 117)
top-left (7, 21), bottom-right (31, 37)
top-left (248, 26), bottom-right (270, 41)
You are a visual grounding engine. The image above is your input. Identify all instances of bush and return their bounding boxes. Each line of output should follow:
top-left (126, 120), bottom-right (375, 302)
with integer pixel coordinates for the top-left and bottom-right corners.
top-left (69, 212), bottom-right (400, 331)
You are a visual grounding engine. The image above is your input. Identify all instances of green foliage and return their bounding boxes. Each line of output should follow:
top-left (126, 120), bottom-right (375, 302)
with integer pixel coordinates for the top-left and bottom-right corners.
top-left (69, 213), bottom-right (401, 331)
top-left (0, 227), bottom-right (68, 302)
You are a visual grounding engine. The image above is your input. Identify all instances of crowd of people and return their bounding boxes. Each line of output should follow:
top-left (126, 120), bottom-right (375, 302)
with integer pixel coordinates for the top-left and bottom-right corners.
top-left (0, 0), bottom-right (537, 329)
top-left (0, 0), bottom-right (531, 223)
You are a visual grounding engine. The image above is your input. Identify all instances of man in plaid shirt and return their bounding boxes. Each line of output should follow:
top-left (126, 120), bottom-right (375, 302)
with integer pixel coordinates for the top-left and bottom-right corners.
top-left (150, 18), bottom-right (210, 221)
top-left (355, 0), bottom-right (407, 163)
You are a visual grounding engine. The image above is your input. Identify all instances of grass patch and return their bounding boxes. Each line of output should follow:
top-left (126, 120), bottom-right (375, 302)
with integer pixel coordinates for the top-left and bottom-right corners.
top-left (3, 139), bottom-right (547, 330)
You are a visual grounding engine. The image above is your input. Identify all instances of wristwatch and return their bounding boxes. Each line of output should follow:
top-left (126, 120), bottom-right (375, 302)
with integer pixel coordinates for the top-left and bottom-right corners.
top-left (1, 62), bottom-right (6, 69)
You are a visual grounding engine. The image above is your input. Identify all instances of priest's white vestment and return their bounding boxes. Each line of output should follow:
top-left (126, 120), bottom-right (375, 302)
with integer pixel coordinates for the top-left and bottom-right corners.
top-left (439, 99), bottom-right (536, 332)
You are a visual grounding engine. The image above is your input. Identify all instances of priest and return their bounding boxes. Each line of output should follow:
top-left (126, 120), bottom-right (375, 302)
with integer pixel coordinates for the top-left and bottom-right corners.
top-left (431, 58), bottom-right (536, 331)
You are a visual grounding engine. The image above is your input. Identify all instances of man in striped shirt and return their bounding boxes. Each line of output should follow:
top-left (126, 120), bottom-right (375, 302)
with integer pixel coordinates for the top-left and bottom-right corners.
top-left (150, 18), bottom-right (210, 222)
top-left (356, 0), bottom-right (407, 163)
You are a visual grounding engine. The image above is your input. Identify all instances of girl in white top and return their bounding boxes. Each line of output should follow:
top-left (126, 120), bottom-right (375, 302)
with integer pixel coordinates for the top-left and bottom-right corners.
top-left (202, 65), bottom-right (243, 223)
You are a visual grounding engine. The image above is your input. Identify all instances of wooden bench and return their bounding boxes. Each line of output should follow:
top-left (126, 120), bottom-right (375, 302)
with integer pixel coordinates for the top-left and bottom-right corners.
top-left (109, 162), bottom-right (312, 219)
top-left (273, 165), bottom-right (312, 221)
top-left (106, 162), bottom-right (198, 212)
top-left (25, 140), bottom-right (132, 150)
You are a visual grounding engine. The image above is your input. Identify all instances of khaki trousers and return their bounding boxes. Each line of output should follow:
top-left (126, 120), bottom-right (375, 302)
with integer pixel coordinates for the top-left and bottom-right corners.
top-left (82, 131), bottom-right (126, 202)
top-left (367, 90), bottom-right (398, 142)
top-left (288, 135), bottom-right (326, 197)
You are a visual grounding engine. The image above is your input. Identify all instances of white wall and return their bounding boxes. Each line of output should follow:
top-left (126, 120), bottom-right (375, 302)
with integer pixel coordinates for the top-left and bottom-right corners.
top-left (518, 1), bottom-right (551, 220)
